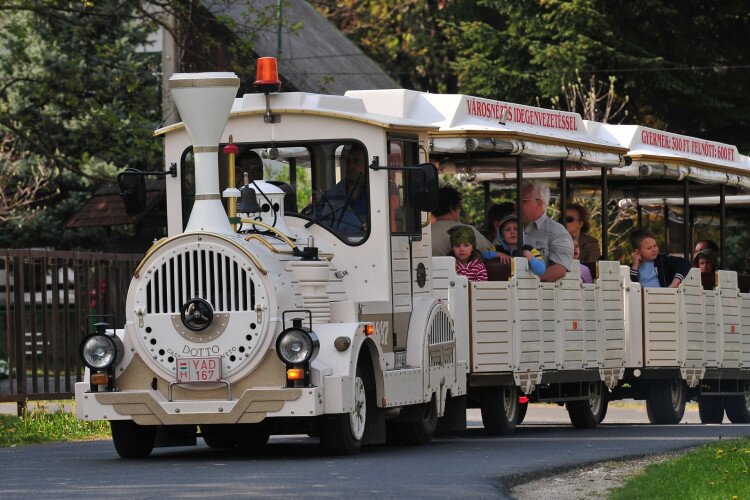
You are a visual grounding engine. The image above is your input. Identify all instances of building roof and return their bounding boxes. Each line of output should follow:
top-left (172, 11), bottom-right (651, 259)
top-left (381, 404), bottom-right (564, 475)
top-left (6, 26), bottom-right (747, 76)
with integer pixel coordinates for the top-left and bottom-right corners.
top-left (65, 183), bottom-right (165, 228)
top-left (205, 0), bottom-right (400, 94)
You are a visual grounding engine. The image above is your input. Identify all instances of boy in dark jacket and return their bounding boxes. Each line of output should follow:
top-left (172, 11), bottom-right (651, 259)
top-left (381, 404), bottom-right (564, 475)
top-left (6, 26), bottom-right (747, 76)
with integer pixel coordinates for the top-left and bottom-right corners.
top-left (629, 229), bottom-right (691, 288)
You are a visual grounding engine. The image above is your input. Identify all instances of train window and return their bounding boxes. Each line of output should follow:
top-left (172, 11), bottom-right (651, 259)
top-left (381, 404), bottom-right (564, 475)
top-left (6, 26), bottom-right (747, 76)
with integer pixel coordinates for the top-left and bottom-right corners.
top-left (199, 140), bottom-right (370, 245)
top-left (388, 137), bottom-right (421, 237)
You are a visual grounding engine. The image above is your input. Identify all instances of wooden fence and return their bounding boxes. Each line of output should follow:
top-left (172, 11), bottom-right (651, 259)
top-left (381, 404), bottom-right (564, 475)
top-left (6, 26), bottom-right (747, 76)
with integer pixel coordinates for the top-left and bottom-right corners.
top-left (0, 249), bottom-right (141, 413)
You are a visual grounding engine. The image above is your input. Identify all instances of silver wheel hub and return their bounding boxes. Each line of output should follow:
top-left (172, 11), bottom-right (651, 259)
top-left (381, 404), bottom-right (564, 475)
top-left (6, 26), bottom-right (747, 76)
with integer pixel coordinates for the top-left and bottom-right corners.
top-left (349, 376), bottom-right (366, 441)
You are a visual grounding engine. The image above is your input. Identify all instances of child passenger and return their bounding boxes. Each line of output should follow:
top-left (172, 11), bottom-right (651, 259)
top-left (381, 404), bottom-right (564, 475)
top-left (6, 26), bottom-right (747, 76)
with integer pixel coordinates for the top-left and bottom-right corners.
top-left (629, 229), bottom-right (691, 288)
top-left (494, 215), bottom-right (546, 277)
top-left (449, 225), bottom-right (488, 282)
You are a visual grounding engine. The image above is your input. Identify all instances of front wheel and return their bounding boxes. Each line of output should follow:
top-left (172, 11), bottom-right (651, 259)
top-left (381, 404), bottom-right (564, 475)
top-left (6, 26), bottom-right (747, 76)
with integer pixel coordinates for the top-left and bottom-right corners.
top-left (724, 393), bottom-right (750, 424)
top-left (646, 378), bottom-right (686, 424)
top-left (566, 383), bottom-right (606, 429)
top-left (517, 401), bottom-right (529, 425)
top-left (698, 397), bottom-right (724, 424)
top-left (110, 420), bottom-right (156, 459)
top-left (480, 385), bottom-right (519, 436)
top-left (320, 371), bottom-right (368, 455)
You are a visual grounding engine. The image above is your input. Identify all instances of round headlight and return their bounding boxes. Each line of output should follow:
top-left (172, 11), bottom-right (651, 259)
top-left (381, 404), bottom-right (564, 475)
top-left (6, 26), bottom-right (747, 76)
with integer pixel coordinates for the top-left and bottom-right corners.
top-left (81, 334), bottom-right (118, 370)
top-left (276, 328), bottom-right (319, 365)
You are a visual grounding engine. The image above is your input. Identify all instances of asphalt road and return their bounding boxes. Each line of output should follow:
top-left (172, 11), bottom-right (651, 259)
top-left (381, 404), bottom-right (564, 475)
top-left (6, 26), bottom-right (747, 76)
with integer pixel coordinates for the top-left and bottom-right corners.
top-left (1, 406), bottom-right (749, 499)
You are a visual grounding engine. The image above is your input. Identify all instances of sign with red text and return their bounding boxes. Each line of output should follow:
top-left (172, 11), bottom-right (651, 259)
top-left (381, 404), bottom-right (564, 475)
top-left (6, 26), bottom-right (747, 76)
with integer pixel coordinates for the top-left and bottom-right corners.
top-left (636, 127), bottom-right (738, 163)
top-left (459, 96), bottom-right (582, 132)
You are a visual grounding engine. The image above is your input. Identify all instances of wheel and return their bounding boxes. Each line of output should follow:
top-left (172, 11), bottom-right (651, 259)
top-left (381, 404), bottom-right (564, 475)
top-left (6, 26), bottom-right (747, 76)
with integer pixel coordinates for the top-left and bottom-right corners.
top-left (480, 385), bottom-right (519, 436)
top-left (566, 383), bottom-right (606, 429)
top-left (517, 401), bottom-right (529, 425)
top-left (396, 397), bottom-right (438, 445)
top-left (320, 368), bottom-right (370, 455)
top-left (723, 392), bottom-right (750, 424)
top-left (201, 424), bottom-right (270, 449)
top-left (110, 420), bottom-right (156, 459)
top-left (598, 390), bottom-right (609, 423)
top-left (646, 378), bottom-right (686, 424)
top-left (698, 397), bottom-right (724, 423)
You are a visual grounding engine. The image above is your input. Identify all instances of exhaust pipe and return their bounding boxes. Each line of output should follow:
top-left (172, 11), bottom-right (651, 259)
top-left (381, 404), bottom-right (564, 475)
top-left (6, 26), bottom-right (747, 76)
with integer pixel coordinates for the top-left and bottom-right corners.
top-left (169, 72), bottom-right (240, 234)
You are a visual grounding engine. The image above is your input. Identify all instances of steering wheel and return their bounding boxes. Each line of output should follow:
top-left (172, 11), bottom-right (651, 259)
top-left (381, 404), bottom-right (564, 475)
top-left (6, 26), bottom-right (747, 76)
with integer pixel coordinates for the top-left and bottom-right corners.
top-left (180, 298), bottom-right (214, 332)
top-left (301, 192), bottom-right (335, 227)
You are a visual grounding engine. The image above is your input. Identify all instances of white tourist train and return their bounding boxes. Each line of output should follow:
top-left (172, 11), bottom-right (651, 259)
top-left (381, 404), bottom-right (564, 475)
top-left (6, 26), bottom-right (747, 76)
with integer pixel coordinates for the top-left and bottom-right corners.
top-left (75, 58), bottom-right (750, 457)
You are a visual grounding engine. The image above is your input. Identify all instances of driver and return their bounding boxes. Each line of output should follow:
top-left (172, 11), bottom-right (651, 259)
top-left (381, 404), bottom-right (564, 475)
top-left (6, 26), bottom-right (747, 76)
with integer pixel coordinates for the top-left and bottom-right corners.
top-left (314, 144), bottom-right (369, 236)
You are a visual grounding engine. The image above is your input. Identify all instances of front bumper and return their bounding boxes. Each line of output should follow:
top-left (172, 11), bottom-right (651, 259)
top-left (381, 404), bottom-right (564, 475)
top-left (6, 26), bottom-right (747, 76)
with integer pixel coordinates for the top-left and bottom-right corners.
top-left (75, 382), bottom-right (324, 425)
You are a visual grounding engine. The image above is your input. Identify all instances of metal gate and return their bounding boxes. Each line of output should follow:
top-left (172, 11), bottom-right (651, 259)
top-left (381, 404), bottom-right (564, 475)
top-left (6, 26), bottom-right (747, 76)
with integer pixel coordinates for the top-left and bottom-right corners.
top-left (0, 250), bottom-right (141, 412)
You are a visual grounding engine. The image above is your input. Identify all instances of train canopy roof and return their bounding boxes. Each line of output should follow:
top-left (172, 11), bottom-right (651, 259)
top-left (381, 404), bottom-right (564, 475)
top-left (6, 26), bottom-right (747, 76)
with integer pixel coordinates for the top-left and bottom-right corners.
top-left (345, 89), bottom-right (627, 168)
top-left (154, 91), bottom-right (437, 137)
top-left (586, 123), bottom-right (750, 190)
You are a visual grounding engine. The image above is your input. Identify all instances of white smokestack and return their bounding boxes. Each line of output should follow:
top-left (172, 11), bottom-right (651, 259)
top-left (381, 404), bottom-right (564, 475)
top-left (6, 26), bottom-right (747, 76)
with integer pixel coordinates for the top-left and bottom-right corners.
top-left (169, 72), bottom-right (240, 234)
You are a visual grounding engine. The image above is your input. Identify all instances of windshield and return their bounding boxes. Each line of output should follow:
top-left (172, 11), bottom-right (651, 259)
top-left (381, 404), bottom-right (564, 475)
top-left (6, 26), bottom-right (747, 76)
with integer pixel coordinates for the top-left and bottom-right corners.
top-left (182, 140), bottom-right (370, 244)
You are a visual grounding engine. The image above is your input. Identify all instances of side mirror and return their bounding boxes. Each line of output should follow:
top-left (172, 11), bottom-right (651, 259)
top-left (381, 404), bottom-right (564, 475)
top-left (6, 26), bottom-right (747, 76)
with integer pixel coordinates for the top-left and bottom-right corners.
top-left (117, 169), bottom-right (148, 216)
top-left (407, 163), bottom-right (438, 212)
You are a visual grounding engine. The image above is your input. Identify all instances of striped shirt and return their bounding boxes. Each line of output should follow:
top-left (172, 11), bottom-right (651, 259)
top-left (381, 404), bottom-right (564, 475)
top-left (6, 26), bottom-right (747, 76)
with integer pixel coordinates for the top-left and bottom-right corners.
top-left (455, 257), bottom-right (488, 282)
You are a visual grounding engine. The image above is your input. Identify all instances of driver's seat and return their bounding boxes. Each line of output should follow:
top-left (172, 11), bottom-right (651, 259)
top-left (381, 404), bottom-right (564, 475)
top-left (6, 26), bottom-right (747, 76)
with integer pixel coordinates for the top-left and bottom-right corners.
top-left (266, 181), bottom-right (297, 213)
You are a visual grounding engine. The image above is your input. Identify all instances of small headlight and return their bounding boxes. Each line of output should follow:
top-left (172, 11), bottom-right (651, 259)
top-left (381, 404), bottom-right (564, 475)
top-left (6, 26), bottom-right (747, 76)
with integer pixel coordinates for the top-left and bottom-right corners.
top-left (276, 328), bottom-right (319, 365)
top-left (81, 334), bottom-right (119, 370)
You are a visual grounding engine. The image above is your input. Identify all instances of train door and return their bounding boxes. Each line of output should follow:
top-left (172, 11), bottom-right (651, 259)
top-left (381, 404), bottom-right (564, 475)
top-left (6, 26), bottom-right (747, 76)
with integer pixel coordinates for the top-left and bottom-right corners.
top-left (387, 135), bottom-right (427, 366)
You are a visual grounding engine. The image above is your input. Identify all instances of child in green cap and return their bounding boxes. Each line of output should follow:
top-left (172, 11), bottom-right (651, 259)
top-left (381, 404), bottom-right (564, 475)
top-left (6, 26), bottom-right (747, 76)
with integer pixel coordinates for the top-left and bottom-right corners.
top-left (448, 225), bottom-right (488, 281)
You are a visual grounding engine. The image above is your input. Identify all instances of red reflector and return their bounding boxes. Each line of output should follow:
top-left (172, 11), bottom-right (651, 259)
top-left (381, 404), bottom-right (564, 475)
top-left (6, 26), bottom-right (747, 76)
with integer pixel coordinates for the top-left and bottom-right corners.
top-left (518, 395), bottom-right (529, 404)
top-left (255, 57), bottom-right (281, 86)
top-left (287, 368), bottom-right (305, 381)
top-left (365, 324), bottom-right (375, 336)
top-left (223, 143), bottom-right (238, 155)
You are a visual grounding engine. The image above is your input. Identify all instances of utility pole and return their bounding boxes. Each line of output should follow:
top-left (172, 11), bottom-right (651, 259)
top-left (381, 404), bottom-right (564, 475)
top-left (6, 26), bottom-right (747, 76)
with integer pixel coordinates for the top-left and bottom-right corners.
top-left (161, 11), bottom-right (179, 125)
top-left (277, 0), bottom-right (283, 61)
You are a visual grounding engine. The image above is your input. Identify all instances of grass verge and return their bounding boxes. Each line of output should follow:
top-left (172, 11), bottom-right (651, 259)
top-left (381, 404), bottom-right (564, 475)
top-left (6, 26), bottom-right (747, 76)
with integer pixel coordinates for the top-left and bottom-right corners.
top-left (610, 437), bottom-right (750, 500)
top-left (0, 402), bottom-right (110, 447)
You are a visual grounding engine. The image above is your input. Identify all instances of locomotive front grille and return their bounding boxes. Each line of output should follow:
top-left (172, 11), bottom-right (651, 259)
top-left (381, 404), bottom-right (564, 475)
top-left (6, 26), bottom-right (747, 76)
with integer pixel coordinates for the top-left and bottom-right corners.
top-left (145, 249), bottom-right (255, 314)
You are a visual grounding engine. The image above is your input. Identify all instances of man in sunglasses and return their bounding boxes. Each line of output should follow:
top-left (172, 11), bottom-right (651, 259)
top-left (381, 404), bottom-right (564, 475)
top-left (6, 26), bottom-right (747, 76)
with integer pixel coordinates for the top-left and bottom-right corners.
top-left (520, 181), bottom-right (574, 282)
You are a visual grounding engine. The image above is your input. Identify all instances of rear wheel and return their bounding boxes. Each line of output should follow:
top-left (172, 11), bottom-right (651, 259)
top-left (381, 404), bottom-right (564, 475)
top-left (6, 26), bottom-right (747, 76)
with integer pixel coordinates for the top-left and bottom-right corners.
top-left (110, 420), bottom-right (156, 459)
top-left (480, 385), bottom-right (519, 436)
top-left (723, 393), bottom-right (750, 424)
top-left (320, 368), bottom-right (369, 455)
top-left (646, 378), bottom-right (686, 424)
top-left (396, 397), bottom-right (438, 445)
top-left (566, 383), bottom-right (606, 429)
top-left (698, 397), bottom-right (724, 424)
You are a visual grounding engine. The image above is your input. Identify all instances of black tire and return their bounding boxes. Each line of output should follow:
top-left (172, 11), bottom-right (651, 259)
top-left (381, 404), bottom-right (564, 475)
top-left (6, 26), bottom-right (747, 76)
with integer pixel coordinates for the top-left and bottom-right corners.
top-left (517, 401), bottom-right (529, 425)
top-left (566, 383), bottom-right (606, 429)
top-left (201, 424), bottom-right (269, 449)
top-left (598, 390), bottom-right (609, 423)
top-left (320, 367), bottom-right (370, 455)
top-left (396, 397), bottom-right (438, 445)
top-left (480, 385), bottom-right (519, 436)
top-left (110, 420), bottom-right (156, 459)
top-left (646, 378), bottom-right (686, 424)
top-left (698, 397), bottom-right (724, 424)
top-left (723, 393), bottom-right (750, 424)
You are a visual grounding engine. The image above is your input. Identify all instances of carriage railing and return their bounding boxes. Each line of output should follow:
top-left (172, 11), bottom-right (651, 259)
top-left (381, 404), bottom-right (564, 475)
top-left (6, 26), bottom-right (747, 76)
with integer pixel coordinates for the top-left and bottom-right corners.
top-left (0, 249), bottom-right (141, 414)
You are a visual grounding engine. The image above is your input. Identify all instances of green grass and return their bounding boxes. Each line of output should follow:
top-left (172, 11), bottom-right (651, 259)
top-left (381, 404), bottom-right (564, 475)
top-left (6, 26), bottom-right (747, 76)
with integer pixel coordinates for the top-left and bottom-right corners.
top-left (0, 401), bottom-right (110, 447)
top-left (611, 437), bottom-right (750, 500)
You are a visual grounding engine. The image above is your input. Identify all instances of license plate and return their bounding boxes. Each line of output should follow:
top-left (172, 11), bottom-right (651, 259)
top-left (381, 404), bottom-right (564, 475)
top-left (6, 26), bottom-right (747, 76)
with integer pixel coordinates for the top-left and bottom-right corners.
top-left (176, 357), bottom-right (222, 382)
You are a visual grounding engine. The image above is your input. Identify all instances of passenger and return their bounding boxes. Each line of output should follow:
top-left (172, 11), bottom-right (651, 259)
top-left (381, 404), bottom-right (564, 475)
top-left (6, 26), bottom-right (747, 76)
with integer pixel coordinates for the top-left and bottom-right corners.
top-left (629, 229), bottom-right (691, 288)
top-left (495, 215), bottom-right (545, 277)
top-left (692, 248), bottom-right (717, 274)
top-left (572, 236), bottom-right (594, 284)
top-left (431, 185), bottom-right (495, 257)
top-left (565, 203), bottom-right (601, 263)
top-left (520, 180), bottom-right (574, 282)
top-left (449, 226), bottom-right (488, 282)
top-left (485, 202), bottom-right (516, 243)
top-left (694, 239), bottom-right (719, 255)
